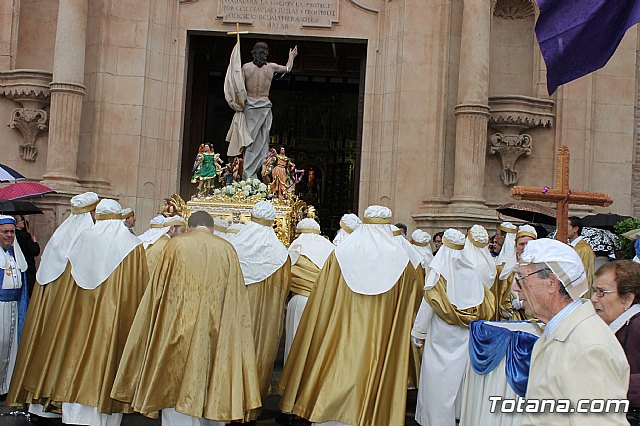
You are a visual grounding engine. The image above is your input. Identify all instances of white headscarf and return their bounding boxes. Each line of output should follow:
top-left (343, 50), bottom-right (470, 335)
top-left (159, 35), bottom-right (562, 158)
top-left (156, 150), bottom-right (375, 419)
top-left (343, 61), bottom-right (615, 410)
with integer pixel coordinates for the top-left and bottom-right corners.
top-left (426, 228), bottom-right (484, 309)
top-left (463, 225), bottom-right (497, 288)
top-left (411, 229), bottom-right (433, 267)
top-left (496, 221), bottom-right (518, 279)
top-left (288, 218), bottom-right (335, 268)
top-left (163, 215), bottom-right (186, 228)
top-left (120, 207), bottom-right (134, 219)
top-left (225, 222), bottom-right (245, 241)
top-left (68, 199), bottom-right (142, 290)
top-left (138, 215), bottom-right (170, 249)
top-left (231, 201), bottom-right (288, 285)
top-left (333, 213), bottom-right (362, 246)
top-left (520, 238), bottom-right (588, 301)
top-left (517, 224), bottom-right (537, 240)
top-left (335, 206), bottom-right (409, 295)
top-left (0, 215), bottom-right (27, 273)
top-left (36, 192), bottom-right (98, 285)
top-left (391, 225), bottom-right (423, 268)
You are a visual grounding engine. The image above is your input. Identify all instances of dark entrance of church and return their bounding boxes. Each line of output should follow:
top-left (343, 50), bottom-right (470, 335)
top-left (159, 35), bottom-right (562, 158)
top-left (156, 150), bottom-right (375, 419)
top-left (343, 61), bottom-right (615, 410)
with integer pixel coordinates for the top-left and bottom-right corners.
top-left (181, 33), bottom-right (366, 237)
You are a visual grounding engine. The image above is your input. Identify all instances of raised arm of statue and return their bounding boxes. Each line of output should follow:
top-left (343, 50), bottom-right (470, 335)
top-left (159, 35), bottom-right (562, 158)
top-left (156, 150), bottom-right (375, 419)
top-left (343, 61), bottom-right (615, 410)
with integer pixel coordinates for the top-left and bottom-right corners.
top-left (272, 46), bottom-right (298, 73)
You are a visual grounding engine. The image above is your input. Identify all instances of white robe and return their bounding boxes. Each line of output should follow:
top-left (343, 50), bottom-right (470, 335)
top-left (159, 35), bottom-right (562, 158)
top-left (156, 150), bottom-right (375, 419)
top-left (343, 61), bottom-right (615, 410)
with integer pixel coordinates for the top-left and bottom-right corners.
top-left (412, 299), bottom-right (470, 426)
top-left (284, 294), bottom-right (308, 363)
top-left (0, 251), bottom-right (21, 394)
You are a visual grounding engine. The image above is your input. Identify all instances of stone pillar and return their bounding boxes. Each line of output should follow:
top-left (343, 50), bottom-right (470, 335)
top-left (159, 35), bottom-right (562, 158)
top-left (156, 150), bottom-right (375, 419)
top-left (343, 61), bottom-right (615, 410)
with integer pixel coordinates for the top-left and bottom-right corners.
top-left (42, 0), bottom-right (88, 186)
top-left (451, 0), bottom-right (492, 203)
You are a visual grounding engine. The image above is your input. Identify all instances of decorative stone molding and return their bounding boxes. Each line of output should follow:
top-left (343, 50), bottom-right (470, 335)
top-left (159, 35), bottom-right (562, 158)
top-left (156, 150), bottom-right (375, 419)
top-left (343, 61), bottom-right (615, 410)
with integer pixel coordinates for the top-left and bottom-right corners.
top-left (0, 69), bottom-right (53, 161)
top-left (493, 0), bottom-right (536, 19)
top-left (488, 95), bottom-right (554, 186)
top-left (488, 132), bottom-right (532, 186)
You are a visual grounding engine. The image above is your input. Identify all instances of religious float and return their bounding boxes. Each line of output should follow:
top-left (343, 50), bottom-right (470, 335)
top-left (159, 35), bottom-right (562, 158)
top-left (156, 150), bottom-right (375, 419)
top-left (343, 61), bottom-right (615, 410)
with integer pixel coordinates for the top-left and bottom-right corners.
top-left (183, 145), bottom-right (314, 246)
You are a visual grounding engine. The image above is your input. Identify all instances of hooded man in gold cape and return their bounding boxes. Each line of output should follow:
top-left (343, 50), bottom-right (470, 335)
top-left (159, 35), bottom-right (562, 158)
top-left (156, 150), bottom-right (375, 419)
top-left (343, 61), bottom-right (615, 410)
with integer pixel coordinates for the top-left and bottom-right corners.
top-left (278, 205), bottom-right (421, 426)
top-left (110, 211), bottom-right (261, 424)
top-left (7, 192), bottom-right (98, 420)
top-left (492, 222), bottom-right (523, 320)
top-left (143, 215), bottom-right (186, 274)
top-left (231, 201), bottom-right (291, 417)
top-left (9, 199), bottom-right (148, 426)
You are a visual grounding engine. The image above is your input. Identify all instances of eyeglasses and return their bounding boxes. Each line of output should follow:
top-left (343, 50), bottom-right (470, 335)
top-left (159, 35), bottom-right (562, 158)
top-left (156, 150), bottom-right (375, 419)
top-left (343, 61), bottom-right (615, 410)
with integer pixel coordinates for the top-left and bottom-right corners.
top-left (514, 268), bottom-right (551, 287)
top-left (592, 287), bottom-right (617, 298)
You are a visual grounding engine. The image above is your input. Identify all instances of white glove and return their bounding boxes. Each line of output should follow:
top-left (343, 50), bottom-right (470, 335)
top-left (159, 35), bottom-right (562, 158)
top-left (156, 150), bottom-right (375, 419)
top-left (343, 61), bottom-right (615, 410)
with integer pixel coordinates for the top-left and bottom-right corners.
top-left (411, 336), bottom-right (424, 348)
top-left (512, 297), bottom-right (524, 310)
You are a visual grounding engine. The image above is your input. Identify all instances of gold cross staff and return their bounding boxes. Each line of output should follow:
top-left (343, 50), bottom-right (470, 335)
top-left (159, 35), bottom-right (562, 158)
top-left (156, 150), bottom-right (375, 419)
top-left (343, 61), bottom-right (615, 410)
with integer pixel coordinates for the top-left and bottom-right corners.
top-left (227, 23), bottom-right (249, 44)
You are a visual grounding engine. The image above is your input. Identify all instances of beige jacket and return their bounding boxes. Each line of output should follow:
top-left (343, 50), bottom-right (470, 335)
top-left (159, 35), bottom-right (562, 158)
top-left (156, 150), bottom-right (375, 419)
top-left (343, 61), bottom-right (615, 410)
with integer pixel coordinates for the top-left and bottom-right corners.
top-left (523, 300), bottom-right (630, 426)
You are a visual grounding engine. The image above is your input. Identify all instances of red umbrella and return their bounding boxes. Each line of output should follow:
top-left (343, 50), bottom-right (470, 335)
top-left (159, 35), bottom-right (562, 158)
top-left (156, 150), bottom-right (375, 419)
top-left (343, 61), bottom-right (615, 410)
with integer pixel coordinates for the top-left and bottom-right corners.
top-left (0, 182), bottom-right (55, 200)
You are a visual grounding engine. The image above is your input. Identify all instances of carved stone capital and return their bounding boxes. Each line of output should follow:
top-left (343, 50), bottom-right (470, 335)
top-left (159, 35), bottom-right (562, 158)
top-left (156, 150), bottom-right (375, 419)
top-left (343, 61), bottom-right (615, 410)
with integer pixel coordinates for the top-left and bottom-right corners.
top-left (493, 0), bottom-right (536, 19)
top-left (0, 69), bottom-right (53, 162)
top-left (8, 108), bottom-right (48, 161)
top-left (489, 133), bottom-right (532, 186)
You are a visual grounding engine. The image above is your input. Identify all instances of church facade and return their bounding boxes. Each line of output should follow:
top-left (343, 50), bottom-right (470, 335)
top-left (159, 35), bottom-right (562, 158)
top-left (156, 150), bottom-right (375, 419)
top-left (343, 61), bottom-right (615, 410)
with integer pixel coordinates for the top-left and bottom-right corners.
top-left (0, 0), bottom-right (638, 243)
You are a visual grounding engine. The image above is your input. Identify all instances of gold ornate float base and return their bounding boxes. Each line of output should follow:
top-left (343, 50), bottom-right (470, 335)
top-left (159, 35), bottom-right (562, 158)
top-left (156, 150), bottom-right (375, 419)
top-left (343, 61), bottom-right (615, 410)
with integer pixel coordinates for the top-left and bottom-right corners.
top-left (186, 194), bottom-right (312, 246)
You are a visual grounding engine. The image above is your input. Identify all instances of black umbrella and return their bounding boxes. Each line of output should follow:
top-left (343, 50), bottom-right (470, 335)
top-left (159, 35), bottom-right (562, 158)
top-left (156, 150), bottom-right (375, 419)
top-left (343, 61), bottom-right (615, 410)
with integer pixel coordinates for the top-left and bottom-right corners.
top-left (496, 202), bottom-right (556, 225)
top-left (0, 199), bottom-right (43, 215)
top-left (581, 213), bottom-right (631, 230)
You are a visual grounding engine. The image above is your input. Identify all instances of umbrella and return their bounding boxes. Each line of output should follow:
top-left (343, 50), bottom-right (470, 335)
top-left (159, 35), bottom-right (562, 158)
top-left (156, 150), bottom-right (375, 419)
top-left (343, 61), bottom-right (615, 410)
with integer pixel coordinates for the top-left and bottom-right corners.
top-left (581, 213), bottom-right (632, 230)
top-left (496, 202), bottom-right (556, 225)
top-left (0, 199), bottom-right (43, 215)
top-left (0, 164), bottom-right (26, 183)
top-left (0, 182), bottom-right (55, 200)
top-left (549, 227), bottom-right (619, 253)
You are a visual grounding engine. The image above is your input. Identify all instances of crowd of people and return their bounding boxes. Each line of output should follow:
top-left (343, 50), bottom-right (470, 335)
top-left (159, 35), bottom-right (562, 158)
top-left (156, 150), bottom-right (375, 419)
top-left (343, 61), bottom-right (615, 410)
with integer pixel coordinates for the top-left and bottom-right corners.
top-left (0, 193), bottom-right (638, 426)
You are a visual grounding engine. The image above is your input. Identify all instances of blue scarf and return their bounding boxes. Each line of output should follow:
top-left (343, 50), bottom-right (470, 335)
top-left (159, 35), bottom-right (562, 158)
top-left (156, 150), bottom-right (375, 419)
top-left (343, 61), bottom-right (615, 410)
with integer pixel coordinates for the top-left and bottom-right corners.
top-left (469, 320), bottom-right (539, 397)
top-left (0, 246), bottom-right (29, 343)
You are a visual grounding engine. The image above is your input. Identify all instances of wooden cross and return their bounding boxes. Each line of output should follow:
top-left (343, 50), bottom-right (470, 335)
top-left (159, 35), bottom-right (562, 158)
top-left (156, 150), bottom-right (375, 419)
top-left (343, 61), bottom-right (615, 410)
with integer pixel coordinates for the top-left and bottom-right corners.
top-left (511, 145), bottom-right (613, 242)
top-left (227, 23), bottom-right (249, 44)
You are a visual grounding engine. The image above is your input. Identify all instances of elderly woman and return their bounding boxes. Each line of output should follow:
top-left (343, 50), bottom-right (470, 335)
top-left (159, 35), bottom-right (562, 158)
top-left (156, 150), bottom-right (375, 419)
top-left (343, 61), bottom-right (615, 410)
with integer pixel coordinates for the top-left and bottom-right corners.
top-left (592, 260), bottom-right (640, 425)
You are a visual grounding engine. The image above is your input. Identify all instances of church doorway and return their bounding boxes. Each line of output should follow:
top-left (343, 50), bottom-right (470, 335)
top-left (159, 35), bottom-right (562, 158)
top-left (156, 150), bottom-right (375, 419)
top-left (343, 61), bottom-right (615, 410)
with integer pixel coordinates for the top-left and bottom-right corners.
top-left (181, 33), bottom-right (366, 237)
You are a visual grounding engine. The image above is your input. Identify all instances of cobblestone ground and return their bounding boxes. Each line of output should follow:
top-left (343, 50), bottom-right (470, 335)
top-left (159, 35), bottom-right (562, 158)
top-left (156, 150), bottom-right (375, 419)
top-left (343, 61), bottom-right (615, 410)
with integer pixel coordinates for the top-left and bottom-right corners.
top-left (0, 390), bottom-right (419, 425)
top-left (0, 337), bottom-right (420, 425)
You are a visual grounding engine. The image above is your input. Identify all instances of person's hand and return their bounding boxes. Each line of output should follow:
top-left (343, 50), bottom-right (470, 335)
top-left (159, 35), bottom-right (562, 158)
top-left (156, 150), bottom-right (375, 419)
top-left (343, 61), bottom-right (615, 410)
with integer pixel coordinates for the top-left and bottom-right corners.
top-left (289, 45), bottom-right (298, 58)
top-left (411, 336), bottom-right (423, 348)
top-left (512, 298), bottom-right (523, 310)
top-left (31, 234), bottom-right (37, 243)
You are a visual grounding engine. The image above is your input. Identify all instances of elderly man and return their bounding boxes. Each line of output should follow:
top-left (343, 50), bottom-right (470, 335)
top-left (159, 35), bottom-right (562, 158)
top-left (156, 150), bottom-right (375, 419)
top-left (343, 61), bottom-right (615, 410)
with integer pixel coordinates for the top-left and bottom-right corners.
top-left (0, 215), bottom-right (29, 397)
top-left (278, 206), bottom-right (421, 426)
top-left (514, 238), bottom-right (629, 426)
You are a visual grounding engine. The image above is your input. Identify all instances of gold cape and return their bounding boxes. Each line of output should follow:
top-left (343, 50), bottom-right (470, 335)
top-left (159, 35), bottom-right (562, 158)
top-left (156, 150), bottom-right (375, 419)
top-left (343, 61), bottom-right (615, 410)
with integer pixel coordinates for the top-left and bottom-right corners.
top-left (573, 239), bottom-right (595, 295)
top-left (246, 259), bottom-right (291, 405)
top-left (6, 267), bottom-right (71, 411)
top-left (490, 264), bottom-right (523, 321)
top-left (110, 229), bottom-right (261, 421)
top-left (290, 255), bottom-right (320, 297)
top-left (17, 246), bottom-right (149, 415)
top-left (145, 235), bottom-right (169, 275)
top-left (278, 254), bottom-right (420, 426)
top-left (408, 266), bottom-right (425, 390)
top-left (425, 275), bottom-right (496, 327)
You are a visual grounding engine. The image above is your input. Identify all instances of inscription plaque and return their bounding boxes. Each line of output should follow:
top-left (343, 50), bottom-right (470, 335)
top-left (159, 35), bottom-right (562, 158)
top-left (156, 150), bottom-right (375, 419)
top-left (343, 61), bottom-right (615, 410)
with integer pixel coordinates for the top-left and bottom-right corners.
top-left (218, 0), bottom-right (339, 30)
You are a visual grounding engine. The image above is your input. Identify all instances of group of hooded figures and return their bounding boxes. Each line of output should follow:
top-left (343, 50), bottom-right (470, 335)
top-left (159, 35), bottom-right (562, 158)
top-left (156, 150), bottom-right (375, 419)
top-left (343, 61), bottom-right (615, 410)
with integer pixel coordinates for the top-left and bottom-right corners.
top-left (0, 192), bottom-right (625, 426)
